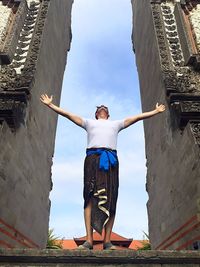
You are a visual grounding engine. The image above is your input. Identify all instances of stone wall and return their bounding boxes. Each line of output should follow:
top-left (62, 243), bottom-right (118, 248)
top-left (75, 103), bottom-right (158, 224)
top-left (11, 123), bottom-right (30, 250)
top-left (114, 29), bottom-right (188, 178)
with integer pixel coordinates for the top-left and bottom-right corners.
top-left (0, 0), bottom-right (73, 248)
top-left (0, 249), bottom-right (200, 267)
top-left (132, 0), bottom-right (200, 250)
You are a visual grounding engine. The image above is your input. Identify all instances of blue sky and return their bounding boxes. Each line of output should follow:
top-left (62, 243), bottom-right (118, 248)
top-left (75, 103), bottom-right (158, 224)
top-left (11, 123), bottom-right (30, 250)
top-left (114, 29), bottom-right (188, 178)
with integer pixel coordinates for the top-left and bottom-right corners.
top-left (49, 0), bottom-right (148, 240)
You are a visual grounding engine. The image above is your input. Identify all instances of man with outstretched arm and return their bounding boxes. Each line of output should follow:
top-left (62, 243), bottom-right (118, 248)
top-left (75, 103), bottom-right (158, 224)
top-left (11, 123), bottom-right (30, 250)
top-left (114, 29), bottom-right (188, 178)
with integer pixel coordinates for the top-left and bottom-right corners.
top-left (40, 93), bottom-right (165, 250)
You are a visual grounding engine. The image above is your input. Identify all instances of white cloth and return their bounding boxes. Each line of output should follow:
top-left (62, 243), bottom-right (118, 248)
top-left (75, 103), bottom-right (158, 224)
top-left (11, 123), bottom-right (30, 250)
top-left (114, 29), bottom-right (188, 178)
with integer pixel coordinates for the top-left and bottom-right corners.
top-left (82, 118), bottom-right (125, 150)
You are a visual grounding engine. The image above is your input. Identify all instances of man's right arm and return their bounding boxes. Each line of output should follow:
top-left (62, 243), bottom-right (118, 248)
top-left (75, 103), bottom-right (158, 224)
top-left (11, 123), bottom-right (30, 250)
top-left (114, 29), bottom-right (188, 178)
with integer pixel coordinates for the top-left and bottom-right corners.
top-left (40, 94), bottom-right (84, 128)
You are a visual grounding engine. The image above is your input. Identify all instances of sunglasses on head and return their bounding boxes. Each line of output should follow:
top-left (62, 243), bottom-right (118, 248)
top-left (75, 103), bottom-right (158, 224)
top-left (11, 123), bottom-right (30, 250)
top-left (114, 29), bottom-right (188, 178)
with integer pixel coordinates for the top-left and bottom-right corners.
top-left (96, 105), bottom-right (109, 111)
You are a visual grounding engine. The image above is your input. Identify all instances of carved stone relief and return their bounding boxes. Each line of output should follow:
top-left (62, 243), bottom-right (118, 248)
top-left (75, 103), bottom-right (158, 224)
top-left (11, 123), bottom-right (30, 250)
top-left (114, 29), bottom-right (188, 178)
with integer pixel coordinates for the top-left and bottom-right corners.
top-left (190, 122), bottom-right (200, 145)
top-left (152, 3), bottom-right (173, 72)
top-left (174, 1), bottom-right (200, 69)
top-left (151, 0), bottom-right (200, 138)
top-left (0, 0), bottom-right (28, 64)
top-left (0, 0), bottom-right (50, 130)
top-left (161, 2), bottom-right (185, 67)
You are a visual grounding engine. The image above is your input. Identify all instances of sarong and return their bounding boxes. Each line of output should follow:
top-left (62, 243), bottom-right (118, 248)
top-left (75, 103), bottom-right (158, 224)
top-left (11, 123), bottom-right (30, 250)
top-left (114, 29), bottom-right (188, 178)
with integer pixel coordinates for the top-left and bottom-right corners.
top-left (83, 147), bottom-right (119, 235)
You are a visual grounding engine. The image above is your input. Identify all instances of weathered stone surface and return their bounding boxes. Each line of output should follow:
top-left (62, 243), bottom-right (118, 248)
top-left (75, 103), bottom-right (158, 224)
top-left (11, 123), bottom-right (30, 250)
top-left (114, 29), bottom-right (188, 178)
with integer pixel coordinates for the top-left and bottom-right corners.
top-left (0, 249), bottom-right (199, 266)
top-left (0, 0), bottom-right (73, 248)
top-left (0, 0), bottom-right (28, 65)
top-left (189, 4), bottom-right (200, 53)
top-left (132, 0), bottom-right (200, 250)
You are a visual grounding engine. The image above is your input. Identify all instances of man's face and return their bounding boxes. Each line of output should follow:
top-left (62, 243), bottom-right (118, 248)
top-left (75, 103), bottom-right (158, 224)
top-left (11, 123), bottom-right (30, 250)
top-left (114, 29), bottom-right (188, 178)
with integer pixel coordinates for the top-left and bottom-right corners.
top-left (96, 107), bottom-right (109, 120)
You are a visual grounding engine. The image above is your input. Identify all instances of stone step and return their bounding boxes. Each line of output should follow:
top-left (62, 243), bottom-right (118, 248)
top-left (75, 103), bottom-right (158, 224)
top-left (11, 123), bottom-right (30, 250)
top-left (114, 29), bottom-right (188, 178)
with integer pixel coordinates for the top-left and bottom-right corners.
top-left (0, 249), bottom-right (200, 266)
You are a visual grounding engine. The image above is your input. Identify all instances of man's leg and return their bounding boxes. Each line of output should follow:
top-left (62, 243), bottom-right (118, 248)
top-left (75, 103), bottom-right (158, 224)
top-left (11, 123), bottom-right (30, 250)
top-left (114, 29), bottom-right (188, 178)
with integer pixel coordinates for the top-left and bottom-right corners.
top-left (84, 199), bottom-right (93, 244)
top-left (104, 214), bottom-right (115, 243)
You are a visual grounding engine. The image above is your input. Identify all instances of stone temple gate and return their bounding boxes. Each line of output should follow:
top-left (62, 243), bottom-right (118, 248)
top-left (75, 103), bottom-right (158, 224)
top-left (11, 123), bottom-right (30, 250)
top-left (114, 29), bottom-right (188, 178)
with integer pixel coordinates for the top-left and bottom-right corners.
top-left (0, 0), bottom-right (199, 252)
top-left (132, 0), bottom-right (200, 250)
top-left (0, 0), bottom-right (73, 248)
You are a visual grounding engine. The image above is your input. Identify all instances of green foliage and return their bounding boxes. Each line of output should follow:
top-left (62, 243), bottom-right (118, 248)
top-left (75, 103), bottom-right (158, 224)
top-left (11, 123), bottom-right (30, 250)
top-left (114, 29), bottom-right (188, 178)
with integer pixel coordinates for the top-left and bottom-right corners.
top-left (138, 240), bottom-right (151, 250)
top-left (138, 231), bottom-right (151, 250)
top-left (46, 228), bottom-right (63, 249)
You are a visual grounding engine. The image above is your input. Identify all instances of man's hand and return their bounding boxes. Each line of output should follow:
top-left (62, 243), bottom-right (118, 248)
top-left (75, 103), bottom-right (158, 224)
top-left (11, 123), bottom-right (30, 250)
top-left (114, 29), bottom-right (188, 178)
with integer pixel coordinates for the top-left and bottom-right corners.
top-left (124, 102), bottom-right (166, 128)
top-left (40, 94), bottom-right (53, 106)
top-left (155, 103), bottom-right (165, 113)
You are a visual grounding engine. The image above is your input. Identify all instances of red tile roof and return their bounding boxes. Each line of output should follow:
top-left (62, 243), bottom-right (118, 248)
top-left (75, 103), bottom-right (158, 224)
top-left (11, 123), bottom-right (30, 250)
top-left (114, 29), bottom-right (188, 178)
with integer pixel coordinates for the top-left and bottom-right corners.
top-left (56, 231), bottom-right (149, 250)
top-left (58, 239), bottom-right (77, 249)
top-left (129, 240), bottom-right (148, 250)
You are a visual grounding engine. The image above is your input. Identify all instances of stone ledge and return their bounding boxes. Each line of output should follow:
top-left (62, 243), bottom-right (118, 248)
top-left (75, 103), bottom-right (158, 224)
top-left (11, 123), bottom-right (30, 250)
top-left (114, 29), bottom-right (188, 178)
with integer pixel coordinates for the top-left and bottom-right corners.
top-left (0, 249), bottom-right (199, 265)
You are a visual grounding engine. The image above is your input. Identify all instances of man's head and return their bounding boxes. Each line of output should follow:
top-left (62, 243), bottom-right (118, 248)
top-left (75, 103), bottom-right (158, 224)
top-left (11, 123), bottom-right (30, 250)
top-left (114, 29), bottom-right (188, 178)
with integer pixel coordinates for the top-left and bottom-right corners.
top-left (95, 105), bottom-right (110, 120)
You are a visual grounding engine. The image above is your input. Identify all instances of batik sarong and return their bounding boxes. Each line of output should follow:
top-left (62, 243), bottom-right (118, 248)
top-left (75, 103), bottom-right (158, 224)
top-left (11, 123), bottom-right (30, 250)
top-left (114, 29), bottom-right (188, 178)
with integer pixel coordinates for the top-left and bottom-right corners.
top-left (83, 147), bottom-right (119, 234)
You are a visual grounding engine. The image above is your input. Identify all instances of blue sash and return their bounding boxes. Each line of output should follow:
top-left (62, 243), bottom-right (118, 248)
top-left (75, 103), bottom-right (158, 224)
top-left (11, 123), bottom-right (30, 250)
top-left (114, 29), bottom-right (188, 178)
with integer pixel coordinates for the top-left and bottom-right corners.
top-left (86, 148), bottom-right (118, 171)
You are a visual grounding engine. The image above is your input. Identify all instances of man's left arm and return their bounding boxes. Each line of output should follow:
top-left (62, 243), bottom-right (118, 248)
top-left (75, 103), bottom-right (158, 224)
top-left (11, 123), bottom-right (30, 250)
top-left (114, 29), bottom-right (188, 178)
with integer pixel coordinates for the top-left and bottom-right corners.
top-left (124, 103), bottom-right (165, 129)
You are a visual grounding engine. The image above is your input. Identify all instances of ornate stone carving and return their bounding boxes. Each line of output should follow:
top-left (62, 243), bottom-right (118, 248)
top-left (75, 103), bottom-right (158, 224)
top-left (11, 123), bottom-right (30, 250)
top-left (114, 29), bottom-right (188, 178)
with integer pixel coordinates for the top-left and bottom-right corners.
top-left (152, 3), bottom-right (174, 72)
top-left (0, 0), bottom-right (50, 130)
top-left (162, 70), bottom-right (178, 95)
top-left (175, 101), bottom-right (200, 128)
top-left (175, 1), bottom-right (200, 70)
top-left (190, 122), bottom-right (200, 145)
top-left (181, 101), bottom-right (200, 112)
top-left (151, 2), bottom-right (190, 96)
top-left (161, 3), bottom-right (184, 67)
top-left (151, 0), bottom-right (200, 133)
top-left (0, 0), bottom-right (28, 64)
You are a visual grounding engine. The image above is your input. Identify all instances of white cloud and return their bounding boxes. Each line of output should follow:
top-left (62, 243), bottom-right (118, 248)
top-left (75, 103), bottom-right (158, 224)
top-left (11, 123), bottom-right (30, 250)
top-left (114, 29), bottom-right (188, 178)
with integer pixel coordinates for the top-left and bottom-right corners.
top-left (49, 213), bottom-right (85, 239)
top-left (50, 160), bottom-right (83, 206)
top-left (71, 0), bottom-right (133, 40)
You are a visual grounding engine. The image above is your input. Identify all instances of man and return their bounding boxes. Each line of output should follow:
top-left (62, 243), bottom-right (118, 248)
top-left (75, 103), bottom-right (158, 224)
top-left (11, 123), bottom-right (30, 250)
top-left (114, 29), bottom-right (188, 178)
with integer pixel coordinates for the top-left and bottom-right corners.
top-left (40, 94), bottom-right (165, 250)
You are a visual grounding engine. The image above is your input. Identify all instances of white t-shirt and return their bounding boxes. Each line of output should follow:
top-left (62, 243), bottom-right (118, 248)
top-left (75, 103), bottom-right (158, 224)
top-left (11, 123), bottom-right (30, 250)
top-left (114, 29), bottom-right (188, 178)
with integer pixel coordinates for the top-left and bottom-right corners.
top-left (82, 118), bottom-right (125, 150)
